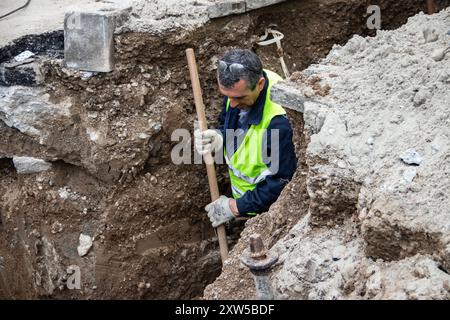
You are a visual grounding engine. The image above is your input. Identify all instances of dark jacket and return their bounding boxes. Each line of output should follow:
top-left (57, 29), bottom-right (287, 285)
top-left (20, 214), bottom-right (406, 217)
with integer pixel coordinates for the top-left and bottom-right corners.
top-left (217, 71), bottom-right (297, 215)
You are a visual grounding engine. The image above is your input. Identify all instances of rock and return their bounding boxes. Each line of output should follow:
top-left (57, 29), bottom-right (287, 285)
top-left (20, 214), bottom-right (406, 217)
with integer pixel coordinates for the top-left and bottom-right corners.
top-left (77, 233), bottom-right (93, 257)
top-left (80, 71), bottom-right (97, 79)
top-left (403, 167), bottom-right (417, 183)
top-left (430, 47), bottom-right (449, 62)
top-left (422, 28), bottom-right (438, 43)
top-left (58, 187), bottom-right (70, 200)
top-left (151, 122), bottom-right (162, 133)
top-left (400, 148), bottom-right (422, 165)
top-left (431, 143), bottom-right (440, 154)
top-left (413, 88), bottom-right (428, 106)
top-left (138, 133), bottom-right (150, 140)
top-left (12, 157), bottom-right (51, 174)
top-left (302, 101), bottom-right (328, 134)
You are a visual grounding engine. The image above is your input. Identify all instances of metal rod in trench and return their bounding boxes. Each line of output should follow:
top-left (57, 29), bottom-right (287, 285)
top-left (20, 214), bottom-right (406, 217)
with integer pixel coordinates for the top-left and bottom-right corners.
top-left (240, 234), bottom-right (278, 300)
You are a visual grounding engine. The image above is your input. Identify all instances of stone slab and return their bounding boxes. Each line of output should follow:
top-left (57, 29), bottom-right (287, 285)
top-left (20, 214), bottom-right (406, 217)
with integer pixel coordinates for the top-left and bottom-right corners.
top-left (245, 0), bottom-right (286, 11)
top-left (13, 156), bottom-right (51, 174)
top-left (208, 0), bottom-right (247, 19)
top-left (270, 81), bottom-right (305, 113)
top-left (207, 0), bottom-right (287, 19)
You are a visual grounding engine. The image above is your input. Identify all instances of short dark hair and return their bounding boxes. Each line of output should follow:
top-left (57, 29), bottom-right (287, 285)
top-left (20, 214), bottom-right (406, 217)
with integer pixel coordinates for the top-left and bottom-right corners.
top-left (217, 49), bottom-right (263, 90)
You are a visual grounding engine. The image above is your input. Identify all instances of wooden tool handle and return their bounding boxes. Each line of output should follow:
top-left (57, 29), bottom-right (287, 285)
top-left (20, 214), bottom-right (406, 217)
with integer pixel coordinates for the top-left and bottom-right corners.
top-left (427, 0), bottom-right (435, 14)
top-left (186, 48), bottom-right (229, 262)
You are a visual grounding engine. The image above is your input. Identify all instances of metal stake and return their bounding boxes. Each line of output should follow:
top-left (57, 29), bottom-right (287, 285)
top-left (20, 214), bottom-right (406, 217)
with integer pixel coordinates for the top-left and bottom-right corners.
top-left (240, 234), bottom-right (278, 300)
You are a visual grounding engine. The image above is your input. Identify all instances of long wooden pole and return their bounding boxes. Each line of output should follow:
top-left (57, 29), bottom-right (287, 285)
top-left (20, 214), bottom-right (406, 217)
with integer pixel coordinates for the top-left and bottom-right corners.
top-left (427, 0), bottom-right (435, 14)
top-left (186, 48), bottom-right (229, 262)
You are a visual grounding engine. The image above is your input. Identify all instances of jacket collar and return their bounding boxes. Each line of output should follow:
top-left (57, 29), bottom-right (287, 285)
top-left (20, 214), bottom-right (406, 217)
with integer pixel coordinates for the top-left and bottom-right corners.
top-left (245, 71), bottom-right (269, 126)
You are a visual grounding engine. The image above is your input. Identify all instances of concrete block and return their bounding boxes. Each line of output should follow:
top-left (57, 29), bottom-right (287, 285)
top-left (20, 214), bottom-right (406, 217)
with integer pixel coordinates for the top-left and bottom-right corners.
top-left (64, 1), bottom-right (131, 72)
top-left (208, 0), bottom-right (247, 19)
top-left (13, 156), bottom-right (51, 174)
top-left (270, 82), bottom-right (305, 113)
top-left (245, 0), bottom-right (286, 11)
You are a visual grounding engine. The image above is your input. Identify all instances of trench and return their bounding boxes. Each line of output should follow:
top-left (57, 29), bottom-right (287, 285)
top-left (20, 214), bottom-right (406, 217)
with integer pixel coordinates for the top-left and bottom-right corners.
top-left (0, 0), bottom-right (444, 299)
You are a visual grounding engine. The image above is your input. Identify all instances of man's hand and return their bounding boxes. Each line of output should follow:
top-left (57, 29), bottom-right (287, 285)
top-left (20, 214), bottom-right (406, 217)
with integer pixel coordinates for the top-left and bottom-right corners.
top-left (194, 129), bottom-right (223, 155)
top-left (205, 195), bottom-right (238, 227)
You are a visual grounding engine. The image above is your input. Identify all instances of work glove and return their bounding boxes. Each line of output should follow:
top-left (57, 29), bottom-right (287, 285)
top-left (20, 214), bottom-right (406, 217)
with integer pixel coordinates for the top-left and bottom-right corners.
top-left (194, 129), bottom-right (223, 155)
top-left (205, 195), bottom-right (235, 227)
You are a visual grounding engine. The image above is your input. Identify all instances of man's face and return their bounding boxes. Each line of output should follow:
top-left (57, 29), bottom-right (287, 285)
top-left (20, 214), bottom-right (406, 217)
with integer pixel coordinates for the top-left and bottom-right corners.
top-left (218, 77), bottom-right (265, 109)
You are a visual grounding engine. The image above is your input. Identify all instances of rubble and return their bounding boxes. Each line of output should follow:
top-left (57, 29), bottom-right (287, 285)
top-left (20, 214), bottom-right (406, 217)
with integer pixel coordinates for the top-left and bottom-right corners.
top-left (205, 6), bottom-right (450, 300)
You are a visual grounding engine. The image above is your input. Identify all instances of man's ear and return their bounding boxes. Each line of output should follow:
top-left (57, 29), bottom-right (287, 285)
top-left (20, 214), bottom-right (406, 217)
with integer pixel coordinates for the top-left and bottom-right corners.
top-left (258, 76), bottom-right (265, 91)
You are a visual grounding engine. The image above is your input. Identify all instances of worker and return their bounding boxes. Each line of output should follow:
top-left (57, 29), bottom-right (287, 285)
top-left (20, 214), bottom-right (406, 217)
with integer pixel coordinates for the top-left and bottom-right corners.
top-left (194, 49), bottom-right (297, 228)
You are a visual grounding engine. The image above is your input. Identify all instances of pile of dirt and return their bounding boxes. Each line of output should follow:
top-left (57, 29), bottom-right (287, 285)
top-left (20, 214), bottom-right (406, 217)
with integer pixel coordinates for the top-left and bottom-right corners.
top-left (204, 7), bottom-right (450, 300)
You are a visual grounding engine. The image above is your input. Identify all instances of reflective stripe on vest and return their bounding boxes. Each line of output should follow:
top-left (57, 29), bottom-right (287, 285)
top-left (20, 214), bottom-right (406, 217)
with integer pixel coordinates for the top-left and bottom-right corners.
top-left (224, 69), bottom-right (287, 201)
top-left (231, 184), bottom-right (245, 197)
top-left (224, 151), bottom-right (273, 185)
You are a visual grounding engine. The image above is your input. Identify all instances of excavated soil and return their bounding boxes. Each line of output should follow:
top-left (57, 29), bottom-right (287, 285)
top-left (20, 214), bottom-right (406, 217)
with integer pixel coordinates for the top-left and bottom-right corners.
top-left (205, 3), bottom-right (450, 300)
top-left (0, 0), bottom-right (443, 299)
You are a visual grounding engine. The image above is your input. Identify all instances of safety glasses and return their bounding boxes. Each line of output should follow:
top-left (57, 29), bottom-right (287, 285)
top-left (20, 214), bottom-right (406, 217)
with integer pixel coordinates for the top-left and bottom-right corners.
top-left (217, 60), bottom-right (259, 75)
